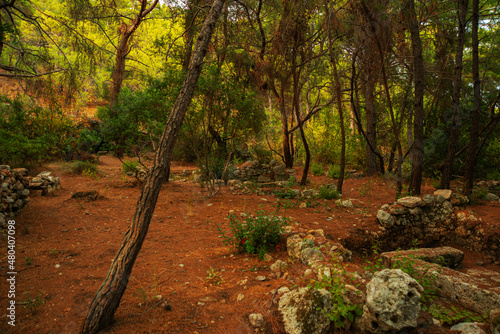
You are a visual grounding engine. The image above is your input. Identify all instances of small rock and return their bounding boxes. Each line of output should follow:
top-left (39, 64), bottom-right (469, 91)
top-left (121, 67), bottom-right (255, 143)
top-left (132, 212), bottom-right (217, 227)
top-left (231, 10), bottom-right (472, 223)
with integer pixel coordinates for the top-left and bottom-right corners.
top-left (486, 193), bottom-right (500, 202)
top-left (377, 210), bottom-right (395, 228)
top-left (255, 276), bottom-right (267, 281)
top-left (249, 313), bottom-right (265, 327)
top-left (237, 294), bottom-right (245, 301)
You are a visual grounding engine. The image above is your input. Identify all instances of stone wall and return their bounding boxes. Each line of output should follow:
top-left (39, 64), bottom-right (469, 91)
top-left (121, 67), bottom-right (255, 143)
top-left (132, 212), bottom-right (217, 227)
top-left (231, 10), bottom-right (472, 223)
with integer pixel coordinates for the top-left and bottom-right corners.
top-left (0, 165), bottom-right (30, 228)
top-left (231, 160), bottom-right (295, 183)
top-left (342, 189), bottom-right (500, 263)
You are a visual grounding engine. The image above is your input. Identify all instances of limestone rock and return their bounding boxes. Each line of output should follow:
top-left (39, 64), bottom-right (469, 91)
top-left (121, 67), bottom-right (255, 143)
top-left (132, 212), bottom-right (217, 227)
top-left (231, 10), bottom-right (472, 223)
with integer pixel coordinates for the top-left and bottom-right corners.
top-left (450, 322), bottom-right (487, 334)
top-left (287, 235), bottom-right (314, 259)
top-left (300, 248), bottom-right (324, 266)
top-left (249, 313), bottom-right (265, 327)
top-left (270, 260), bottom-right (287, 278)
top-left (397, 196), bottom-right (424, 208)
top-left (361, 269), bottom-right (423, 333)
top-left (486, 193), bottom-right (500, 202)
top-left (381, 246), bottom-right (464, 269)
top-left (377, 210), bottom-right (395, 228)
top-left (279, 287), bottom-right (332, 334)
top-left (434, 189), bottom-right (452, 200)
top-left (491, 309), bottom-right (500, 334)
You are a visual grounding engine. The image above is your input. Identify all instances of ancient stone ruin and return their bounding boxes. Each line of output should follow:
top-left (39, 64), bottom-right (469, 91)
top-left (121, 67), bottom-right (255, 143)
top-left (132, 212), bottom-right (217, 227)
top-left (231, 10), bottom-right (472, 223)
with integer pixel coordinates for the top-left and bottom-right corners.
top-left (0, 166), bottom-right (62, 228)
top-left (0, 165), bottom-right (30, 228)
top-left (343, 189), bottom-right (500, 264)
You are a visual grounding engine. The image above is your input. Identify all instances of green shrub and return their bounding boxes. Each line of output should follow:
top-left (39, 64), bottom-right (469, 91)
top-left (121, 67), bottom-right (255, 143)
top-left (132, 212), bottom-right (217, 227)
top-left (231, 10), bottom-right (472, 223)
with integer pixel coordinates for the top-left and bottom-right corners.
top-left (217, 211), bottom-right (289, 260)
top-left (327, 164), bottom-right (340, 179)
top-left (71, 161), bottom-right (98, 175)
top-left (311, 162), bottom-right (324, 176)
top-left (274, 188), bottom-right (298, 199)
top-left (318, 185), bottom-right (340, 200)
top-left (0, 95), bottom-right (74, 167)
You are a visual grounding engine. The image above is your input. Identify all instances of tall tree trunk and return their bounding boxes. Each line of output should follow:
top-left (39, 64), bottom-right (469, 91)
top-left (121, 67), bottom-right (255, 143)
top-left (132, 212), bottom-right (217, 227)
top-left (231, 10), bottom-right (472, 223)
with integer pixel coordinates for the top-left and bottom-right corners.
top-left (292, 55), bottom-right (309, 185)
top-left (440, 0), bottom-right (469, 189)
top-left (365, 73), bottom-right (378, 176)
top-left (280, 85), bottom-right (294, 168)
top-left (109, 0), bottom-right (159, 106)
top-left (463, 0), bottom-right (480, 196)
top-left (407, 0), bottom-right (425, 195)
top-left (80, 1), bottom-right (226, 332)
top-left (332, 57), bottom-right (346, 193)
top-left (325, 2), bottom-right (346, 193)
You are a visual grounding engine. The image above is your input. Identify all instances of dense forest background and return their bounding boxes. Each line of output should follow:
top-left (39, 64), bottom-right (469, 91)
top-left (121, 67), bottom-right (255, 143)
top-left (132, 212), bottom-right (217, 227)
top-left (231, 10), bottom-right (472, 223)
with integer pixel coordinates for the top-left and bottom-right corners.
top-left (1, 0), bottom-right (499, 196)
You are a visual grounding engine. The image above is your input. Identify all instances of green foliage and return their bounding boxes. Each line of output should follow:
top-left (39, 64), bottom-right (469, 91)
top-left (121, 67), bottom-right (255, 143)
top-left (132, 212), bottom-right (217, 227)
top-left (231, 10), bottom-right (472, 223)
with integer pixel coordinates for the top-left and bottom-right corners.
top-left (311, 162), bottom-right (324, 176)
top-left (327, 164), bottom-right (340, 179)
top-left (25, 257), bottom-right (33, 266)
top-left (0, 95), bottom-right (74, 167)
top-left (318, 185), bottom-right (340, 200)
top-left (311, 261), bottom-right (363, 328)
top-left (23, 291), bottom-right (46, 315)
top-left (274, 188), bottom-right (298, 199)
top-left (206, 267), bottom-right (225, 285)
top-left (70, 160), bottom-right (98, 176)
top-left (122, 159), bottom-right (139, 175)
top-left (217, 211), bottom-right (289, 260)
top-left (425, 304), bottom-right (488, 326)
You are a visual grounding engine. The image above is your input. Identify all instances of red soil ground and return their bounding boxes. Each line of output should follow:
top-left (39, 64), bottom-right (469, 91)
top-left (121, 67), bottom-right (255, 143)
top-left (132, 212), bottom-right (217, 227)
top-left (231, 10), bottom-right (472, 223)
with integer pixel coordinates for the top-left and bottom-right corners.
top-left (1, 155), bottom-right (499, 333)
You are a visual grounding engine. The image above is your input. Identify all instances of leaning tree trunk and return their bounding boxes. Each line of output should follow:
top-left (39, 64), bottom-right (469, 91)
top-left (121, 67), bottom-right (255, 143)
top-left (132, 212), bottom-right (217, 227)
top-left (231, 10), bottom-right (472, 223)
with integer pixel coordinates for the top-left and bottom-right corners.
top-left (80, 1), bottom-right (226, 333)
top-left (440, 0), bottom-right (468, 189)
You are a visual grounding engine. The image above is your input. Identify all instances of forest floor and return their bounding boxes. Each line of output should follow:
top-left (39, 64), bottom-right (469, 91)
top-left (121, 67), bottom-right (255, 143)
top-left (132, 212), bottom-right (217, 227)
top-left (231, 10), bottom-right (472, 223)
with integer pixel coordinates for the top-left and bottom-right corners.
top-left (1, 155), bottom-right (499, 334)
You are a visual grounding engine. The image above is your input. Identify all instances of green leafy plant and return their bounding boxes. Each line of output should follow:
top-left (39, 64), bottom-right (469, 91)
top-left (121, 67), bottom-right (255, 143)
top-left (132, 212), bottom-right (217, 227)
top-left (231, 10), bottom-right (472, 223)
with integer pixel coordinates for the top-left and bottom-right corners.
top-left (274, 188), bottom-right (298, 199)
top-left (327, 164), bottom-right (340, 179)
top-left (311, 262), bottom-right (363, 328)
top-left (206, 267), bottom-right (225, 285)
top-left (22, 291), bottom-right (45, 315)
top-left (311, 162), bottom-right (324, 176)
top-left (217, 211), bottom-right (289, 260)
top-left (318, 185), bottom-right (340, 200)
top-left (25, 257), bottom-right (33, 266)
top-left (71, 160), bottom-right (98, 175)
top-left (426, 303), bottom-right (488, 326)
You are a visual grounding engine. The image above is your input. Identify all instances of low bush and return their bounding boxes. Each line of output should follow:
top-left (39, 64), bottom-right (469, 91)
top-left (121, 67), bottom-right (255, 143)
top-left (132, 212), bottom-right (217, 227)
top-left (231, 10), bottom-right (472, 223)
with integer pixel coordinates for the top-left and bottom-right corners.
top-left (217, 211), bottom-right (289, 260)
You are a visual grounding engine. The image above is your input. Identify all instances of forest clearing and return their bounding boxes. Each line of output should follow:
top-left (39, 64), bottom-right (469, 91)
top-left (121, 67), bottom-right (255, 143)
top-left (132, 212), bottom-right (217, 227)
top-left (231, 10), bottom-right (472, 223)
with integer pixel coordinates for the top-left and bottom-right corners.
top-left (1, 0), bottom-right (500, 333)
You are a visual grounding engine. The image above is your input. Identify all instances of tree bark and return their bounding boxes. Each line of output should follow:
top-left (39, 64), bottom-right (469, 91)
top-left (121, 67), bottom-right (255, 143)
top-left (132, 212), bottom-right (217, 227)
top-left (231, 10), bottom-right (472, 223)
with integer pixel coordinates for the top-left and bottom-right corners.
top-left (109, 0), bottom-right (159, 107)
top-left (440, 0), bottom-right (468, 189)
top-left (364, 72), bottom-right (378, 176)
top-left (463, 0), bottom-right (480, 196)
top-left (407, 0), bottom-right (425, 195)
top-left (80, 1), bottom-right (226, 332)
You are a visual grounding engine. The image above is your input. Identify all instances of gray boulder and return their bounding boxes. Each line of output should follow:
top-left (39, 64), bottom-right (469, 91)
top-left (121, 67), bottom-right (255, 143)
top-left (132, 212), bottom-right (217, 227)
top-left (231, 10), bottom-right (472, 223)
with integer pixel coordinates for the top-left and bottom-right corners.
top-left (377, 210), bottom-right (395, 228)
top-left (279, 287), bottom-right (332, 334)
top-left (361, 269), bottom-right (423, 333)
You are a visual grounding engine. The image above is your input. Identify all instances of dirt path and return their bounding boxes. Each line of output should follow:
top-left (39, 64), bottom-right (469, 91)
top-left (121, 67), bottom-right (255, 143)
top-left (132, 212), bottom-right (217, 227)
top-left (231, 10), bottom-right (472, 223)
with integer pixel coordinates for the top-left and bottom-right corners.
top-left (1, 155), bottom-right (499, 333)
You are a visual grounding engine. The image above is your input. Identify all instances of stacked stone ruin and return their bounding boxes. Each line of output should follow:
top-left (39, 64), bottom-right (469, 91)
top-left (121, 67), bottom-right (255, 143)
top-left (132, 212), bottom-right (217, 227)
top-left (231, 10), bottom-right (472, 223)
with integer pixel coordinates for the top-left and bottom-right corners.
top-left (231, 160), bottom-right (295, 183)
top-left (0, 166), bottom-right (62, 228)
top-left (343, 189), bottom-right (500, 263)
top-left (0, 165), bottom-right (30, 228)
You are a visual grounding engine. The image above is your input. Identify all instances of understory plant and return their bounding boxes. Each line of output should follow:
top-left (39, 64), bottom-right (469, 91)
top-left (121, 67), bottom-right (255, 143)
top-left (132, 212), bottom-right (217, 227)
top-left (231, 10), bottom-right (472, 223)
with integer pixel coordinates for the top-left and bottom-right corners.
top-left (217, 211), bottom-right (289, 260)
top-left (311, 260), bottom-right (363, 329)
